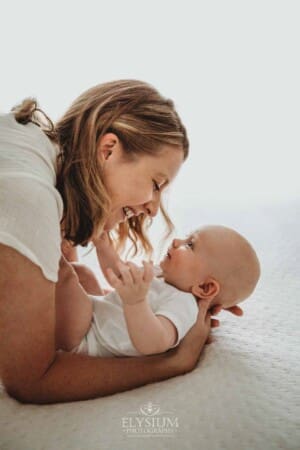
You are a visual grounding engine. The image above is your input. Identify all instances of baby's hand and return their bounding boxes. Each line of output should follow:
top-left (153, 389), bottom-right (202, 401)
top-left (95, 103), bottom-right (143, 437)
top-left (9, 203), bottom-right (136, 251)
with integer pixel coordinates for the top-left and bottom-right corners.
top-left (106, 261), bottom-right (154, 305)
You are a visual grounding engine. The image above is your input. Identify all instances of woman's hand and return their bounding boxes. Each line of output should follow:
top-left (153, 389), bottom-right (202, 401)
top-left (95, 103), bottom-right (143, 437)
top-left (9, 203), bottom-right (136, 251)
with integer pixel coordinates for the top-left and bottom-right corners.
top-left (209, 304), bottom-right (244, 317)
top-left (203, 303), bottom-right (243, 344)
top-left (106, 261), bottom-right (154, 306)
top-left (171, 298), bottom-right (214, 373)
top-left (224, 305), bottom-right (243, 316)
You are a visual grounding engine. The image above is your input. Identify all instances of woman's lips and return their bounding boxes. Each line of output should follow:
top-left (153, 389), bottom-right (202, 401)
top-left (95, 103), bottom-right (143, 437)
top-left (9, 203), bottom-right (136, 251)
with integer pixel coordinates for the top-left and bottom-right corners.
top-left (123, 206), bottom-right (136, 220)
top-left (104, 207), bottom-right (140, 231)
top-left (104, 208), bottom-right (127, 230)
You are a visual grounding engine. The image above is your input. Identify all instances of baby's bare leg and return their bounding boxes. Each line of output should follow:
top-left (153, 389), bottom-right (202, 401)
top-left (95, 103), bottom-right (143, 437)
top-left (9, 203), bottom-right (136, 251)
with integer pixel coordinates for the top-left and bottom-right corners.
top-left (55, 257), bottom-right (93, 352)
top-left (71, 262), bottom-right (105, 295)
top-left (61, 239), bottom-right (106, 295)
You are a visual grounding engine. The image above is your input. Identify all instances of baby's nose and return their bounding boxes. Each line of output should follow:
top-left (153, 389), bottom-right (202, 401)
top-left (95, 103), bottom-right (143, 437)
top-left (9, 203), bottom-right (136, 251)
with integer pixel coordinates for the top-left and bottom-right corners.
top-left (172, 239), bottom-right (182, 248)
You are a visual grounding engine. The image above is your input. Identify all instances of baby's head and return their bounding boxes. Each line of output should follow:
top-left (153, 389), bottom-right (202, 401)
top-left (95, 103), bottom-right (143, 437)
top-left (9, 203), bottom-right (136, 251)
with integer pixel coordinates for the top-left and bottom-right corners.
top-left (160, 225), bottom-right (260, 309)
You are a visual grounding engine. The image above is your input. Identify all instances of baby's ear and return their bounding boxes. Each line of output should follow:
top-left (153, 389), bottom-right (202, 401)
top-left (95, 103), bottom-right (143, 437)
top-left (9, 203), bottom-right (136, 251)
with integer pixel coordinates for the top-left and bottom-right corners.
top-left (192, 277), bottom-right (220, 301)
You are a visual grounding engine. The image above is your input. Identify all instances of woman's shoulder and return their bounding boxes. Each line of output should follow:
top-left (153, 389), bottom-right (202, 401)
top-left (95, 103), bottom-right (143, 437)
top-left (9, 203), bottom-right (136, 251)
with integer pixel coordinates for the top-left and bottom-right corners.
top-left (1, 112), bottom-right (57, 152)
top-left (0, 112), bottom-right (59, 184)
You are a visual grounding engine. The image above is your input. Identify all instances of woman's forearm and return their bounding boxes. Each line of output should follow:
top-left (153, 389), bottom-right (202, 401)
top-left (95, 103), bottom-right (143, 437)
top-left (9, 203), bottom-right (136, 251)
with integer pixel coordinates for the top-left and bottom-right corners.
top-left (16, 349), bottom-right (181, 404)
top-left (95, 244), bottom-right (124, 282)
top-left (123, 301), bottom-right (172, 355)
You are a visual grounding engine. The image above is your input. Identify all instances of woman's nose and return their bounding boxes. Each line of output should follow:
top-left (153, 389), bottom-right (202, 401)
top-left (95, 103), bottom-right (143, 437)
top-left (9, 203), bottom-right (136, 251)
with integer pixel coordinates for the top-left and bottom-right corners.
top-left (144, 196), bottom-right (160, 218)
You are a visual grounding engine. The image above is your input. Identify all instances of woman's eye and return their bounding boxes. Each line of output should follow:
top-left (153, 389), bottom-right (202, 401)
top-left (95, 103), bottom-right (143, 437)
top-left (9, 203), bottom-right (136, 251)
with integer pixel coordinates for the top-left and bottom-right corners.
top-left (153, 180), bottom-right (160, 192)
top-left (186, 241), bottom-right (193, 249)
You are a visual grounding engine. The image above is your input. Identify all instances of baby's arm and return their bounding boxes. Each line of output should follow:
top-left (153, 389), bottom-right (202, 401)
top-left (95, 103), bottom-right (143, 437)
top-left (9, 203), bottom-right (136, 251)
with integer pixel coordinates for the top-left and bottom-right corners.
top-left (61, 238), bottom-right (109, 295)
top-left (107, 261), bottom-right (177, 355)
top-left (123, 303), bottom-right (178, 355)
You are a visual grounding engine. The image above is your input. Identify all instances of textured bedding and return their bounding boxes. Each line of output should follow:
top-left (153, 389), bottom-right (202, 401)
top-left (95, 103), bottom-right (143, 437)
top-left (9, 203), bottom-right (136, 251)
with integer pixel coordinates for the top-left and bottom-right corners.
top-left (0, 201), bottom-right (299, 450)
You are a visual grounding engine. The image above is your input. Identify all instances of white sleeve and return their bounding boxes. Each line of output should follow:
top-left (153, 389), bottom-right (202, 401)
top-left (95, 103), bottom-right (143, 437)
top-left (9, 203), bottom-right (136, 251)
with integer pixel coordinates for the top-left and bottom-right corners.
top-left (155, 292), bottom-right (198, 347)
top-left (0, 174), bottom-right (63, 282)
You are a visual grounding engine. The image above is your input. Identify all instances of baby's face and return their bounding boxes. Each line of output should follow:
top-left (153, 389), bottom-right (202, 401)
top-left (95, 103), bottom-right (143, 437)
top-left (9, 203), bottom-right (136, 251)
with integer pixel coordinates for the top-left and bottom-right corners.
top-left (160, 231), bottom-right (210, 292)
top-left (160, 225), bottom-right (261, 308)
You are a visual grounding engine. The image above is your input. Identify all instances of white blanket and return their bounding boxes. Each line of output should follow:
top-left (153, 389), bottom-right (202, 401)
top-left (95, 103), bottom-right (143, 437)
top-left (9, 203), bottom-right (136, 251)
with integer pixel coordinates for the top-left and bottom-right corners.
top-left (0, 201), bottom-right (299, 450)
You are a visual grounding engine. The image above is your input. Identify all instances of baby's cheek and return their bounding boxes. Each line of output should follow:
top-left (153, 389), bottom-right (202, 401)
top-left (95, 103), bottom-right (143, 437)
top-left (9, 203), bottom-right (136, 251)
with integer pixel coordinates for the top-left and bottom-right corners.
top-left (171, 256), bottom-right (180, 269)
top-left (174, 253), bottom-right (186, 267)
top-left (173, 259), bottom-right (186, 280)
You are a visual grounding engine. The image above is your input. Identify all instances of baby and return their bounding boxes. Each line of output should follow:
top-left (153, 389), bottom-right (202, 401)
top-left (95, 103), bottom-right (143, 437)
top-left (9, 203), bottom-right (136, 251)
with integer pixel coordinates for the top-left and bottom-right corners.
top-left (55, 225), bottom-right (260, 357)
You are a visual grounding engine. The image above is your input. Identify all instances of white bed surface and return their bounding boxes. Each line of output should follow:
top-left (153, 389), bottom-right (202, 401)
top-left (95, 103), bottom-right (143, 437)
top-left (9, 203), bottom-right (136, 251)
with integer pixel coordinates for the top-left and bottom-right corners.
top-left (0, 201), bottom-right (299, 450)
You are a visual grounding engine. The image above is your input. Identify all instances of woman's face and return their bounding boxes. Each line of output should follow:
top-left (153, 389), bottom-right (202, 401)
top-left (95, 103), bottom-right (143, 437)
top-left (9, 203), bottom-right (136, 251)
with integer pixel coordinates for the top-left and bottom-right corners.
top-left (98, 133), bottom-right (184, 231)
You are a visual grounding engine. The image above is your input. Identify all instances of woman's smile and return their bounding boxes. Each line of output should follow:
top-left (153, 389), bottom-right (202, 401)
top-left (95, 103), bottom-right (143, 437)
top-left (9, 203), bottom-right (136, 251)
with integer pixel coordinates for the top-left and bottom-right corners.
top-left (102, 144), bottom-right (184, 231)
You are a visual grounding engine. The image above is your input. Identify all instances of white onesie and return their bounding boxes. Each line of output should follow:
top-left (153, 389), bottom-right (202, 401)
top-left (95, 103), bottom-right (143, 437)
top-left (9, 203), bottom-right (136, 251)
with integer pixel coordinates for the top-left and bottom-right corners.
top-left (71, 276), bottom-right (199, 357)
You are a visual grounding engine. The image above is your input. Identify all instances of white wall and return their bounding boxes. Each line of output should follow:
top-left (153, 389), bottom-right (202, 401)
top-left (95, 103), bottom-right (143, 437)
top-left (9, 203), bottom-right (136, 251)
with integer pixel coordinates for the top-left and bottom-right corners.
top-left (1, 0), bottom-right (299, 272)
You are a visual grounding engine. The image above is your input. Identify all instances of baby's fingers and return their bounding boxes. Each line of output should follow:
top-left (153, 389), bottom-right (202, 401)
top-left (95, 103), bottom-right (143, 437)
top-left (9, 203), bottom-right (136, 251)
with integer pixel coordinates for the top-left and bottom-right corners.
top-left (142, 260), bottom-right (154, 283)
top-left (126, 261), bottom-right (143, 283)
top-left (117, 262), bottom-right (133, 284)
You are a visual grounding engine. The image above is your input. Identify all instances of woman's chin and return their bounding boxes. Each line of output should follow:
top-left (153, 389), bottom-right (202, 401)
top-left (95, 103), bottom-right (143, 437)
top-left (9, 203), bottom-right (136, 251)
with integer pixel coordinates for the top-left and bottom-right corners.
top-left (104, 211), bottom-right (126, 231)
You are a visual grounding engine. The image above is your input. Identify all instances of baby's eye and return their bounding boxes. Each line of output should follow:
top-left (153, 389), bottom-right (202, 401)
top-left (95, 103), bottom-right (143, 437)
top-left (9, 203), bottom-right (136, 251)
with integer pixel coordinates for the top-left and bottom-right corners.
top-left (185, 241), bottom-right (193, 249)
top-left (153, 180), bottom-right (160, 192)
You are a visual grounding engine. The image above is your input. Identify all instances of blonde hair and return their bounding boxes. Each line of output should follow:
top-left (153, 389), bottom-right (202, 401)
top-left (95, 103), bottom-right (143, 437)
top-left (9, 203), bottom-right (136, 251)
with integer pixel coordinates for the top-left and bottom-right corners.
top-left (12, 80), bottom-right (189, 255)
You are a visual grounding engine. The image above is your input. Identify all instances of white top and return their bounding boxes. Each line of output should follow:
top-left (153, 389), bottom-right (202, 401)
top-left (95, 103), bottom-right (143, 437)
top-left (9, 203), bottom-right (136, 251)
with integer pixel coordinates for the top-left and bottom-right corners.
top-left (81, 277), bottom-right (199, 357)
top-left (0, 113), bottom-right (63, 282)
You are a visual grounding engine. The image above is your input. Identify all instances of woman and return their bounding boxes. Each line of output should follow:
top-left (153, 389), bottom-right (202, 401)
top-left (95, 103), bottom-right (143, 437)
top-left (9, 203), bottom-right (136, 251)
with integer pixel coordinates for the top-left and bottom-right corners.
top-left (0, 80), bottom-right (242, 404)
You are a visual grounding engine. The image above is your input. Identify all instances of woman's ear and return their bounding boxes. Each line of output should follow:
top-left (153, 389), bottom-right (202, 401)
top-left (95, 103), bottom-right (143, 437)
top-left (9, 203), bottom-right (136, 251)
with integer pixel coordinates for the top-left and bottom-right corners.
top-left (191, 277), bottom-right (220, 301)
top-left (97, 133), bottom-right (120, 163)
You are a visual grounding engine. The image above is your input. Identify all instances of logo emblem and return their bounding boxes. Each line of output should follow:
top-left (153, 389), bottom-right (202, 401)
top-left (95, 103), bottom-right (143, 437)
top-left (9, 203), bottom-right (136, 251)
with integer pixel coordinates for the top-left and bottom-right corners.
top-left (140, 402), bottom-right (160, 416)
